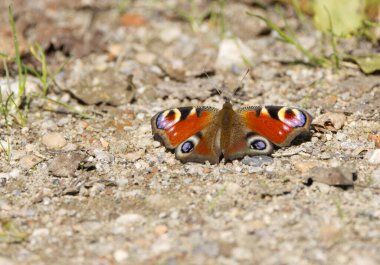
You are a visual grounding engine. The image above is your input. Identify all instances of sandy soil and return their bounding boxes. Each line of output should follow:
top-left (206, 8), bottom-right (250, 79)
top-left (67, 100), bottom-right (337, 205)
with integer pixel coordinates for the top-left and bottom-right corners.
top-left (1, 1), bottom-right (380, 265)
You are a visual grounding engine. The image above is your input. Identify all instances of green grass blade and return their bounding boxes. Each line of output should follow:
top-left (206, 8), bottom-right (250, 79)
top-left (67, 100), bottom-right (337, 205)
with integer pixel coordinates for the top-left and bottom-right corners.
top-left (247, 12), bottom-right (328, 67)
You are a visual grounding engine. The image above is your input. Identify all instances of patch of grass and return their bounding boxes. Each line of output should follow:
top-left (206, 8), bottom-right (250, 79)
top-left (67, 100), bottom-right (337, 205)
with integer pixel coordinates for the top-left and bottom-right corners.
top-left (30, 43), bottom-right (49, 96)
top-left (332, 197), bottom-right (345, 221)
top-left (175, 0), bottom-right (227, 37)
top-left (175, 0), bottom-right (204, 33)
top-left (324, 6), bottom-right (341, 69)
top-left (0, 59), bottom-right (13, 161)
top-left (0, 219), bottom-right (29, 243)
top-left (208, 185), bottom-right (226, 214)
top-left (248, 12), bottom-right (329, 67)
top-left (8, 4), bottom-right (28, 126)
top-left (117, 0), bottom-right (132, 14)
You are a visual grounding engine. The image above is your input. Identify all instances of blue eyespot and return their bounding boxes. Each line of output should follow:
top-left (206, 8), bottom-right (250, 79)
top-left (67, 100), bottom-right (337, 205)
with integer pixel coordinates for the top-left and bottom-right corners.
top-left (250, 140), bottom-right (266, 150)
top-left (181, 141), bottom-right (194, 153)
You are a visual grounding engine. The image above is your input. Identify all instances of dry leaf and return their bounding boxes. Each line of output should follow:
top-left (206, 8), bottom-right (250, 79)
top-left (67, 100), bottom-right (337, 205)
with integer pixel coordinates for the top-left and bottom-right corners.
top-left (120, 14), bottom-right (146, 27)
top-left (312, 112), bottom-right (346, 133)
top-left (368, 133), bottom-right (380, 148)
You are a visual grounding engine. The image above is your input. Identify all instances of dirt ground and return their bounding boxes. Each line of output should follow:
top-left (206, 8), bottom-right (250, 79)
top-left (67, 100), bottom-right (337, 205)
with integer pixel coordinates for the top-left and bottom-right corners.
top-left (1, 1), bottom-right (380, 265)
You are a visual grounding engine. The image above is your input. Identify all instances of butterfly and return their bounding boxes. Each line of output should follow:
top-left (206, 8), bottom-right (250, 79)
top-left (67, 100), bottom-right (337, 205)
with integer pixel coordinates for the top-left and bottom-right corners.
top-left (151, 100), bottom-right (312, 164)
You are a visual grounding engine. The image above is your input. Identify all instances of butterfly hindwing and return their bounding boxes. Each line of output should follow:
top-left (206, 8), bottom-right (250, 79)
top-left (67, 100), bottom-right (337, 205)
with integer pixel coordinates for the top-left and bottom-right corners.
top-left (237, 106), bottom-right (312, 146)
top-left (151, 106), bottom-right (221, 163)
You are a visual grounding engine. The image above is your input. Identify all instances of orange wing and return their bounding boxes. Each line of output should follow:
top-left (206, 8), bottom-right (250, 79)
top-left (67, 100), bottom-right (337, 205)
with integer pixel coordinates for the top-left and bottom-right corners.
top-left (238, 106), bottom-right (312, 146)
top-left (151, 106), bottom-right (219, 149)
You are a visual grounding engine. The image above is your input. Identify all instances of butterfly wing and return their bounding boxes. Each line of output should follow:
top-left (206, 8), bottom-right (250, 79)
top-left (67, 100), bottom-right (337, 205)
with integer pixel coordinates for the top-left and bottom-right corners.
top-left (222, 106), bottom-right (312, 161)
top-left (238, 105), bottom-right (312, 146)
top-left (151, 106), bottom-right (222, 164)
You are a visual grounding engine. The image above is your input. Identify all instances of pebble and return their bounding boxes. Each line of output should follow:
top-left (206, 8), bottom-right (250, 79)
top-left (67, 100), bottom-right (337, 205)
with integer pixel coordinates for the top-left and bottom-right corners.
top-left (19, 155), bottom-right (42, 170)
top-left (8, 168), bottom-right (21, 178)
top-left (94, 149), bottom-right (114, 163)
top-left (366, 149), bottom-right (380, 164)
top-left (154, 225), bottom-right (168, 236)
top-left (335, 132), bottom-right (346, 141)
top-left (160, 26), bottom-right (182, 43)
top-left (215, 38), bottom-right (254, 71)
top-left (42, 132), bottom-right (67, 150)
top-left (308, 167), bottom-right (354, 187)
top-left (241, 156), bottom-right (273, 167)
top-left (0, 257), bottom-right (14, 265)
top-left (11, 149), bottom-right (26, 160)
top-left (341, 141), bottom-right (360, 150)
top-left (151, 236), bottom-right (172, 255)
top-left (57, 117), bottom-right (71, 126)
top-left (89, 183), bottom-right (105, 197)
top-left (30, 228), bottom-right (50, 242)
top-left (48, 152), bottom-right (85, 177)
top-left (372, 168), bottom-right (380, 184)
top-left (353, 256), bottom-right (378, 265)
top-left (136, 52), bottom-right (156, 65)
top-left (294, 161), bottom-right (318, 173)
top-left (115, 213), bottom-right (145, 226)
top-left (194, 242), bottom-right (219, 257)
top-left (113, 249), bottom-right (129, 263)
top-left (41, 119), bottom-right (58, 130)
top-left (231, 247), bottom-right (252, 261)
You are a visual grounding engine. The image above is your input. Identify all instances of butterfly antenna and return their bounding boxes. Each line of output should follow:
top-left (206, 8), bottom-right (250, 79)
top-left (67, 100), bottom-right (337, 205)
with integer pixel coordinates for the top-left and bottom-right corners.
top-left (233, 68), bottom-right (250, 95)
top-left (203, 67), bottom-right (223, 99)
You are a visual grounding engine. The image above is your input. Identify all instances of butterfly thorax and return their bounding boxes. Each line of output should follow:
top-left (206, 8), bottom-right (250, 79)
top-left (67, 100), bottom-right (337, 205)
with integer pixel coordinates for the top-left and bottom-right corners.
top-left (219, 101), bottom-right (242, 156)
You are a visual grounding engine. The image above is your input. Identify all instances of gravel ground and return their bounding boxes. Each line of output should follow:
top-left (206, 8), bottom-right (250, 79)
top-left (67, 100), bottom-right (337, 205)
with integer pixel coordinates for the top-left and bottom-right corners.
top-left (1, 1), bottom-right (380, 265)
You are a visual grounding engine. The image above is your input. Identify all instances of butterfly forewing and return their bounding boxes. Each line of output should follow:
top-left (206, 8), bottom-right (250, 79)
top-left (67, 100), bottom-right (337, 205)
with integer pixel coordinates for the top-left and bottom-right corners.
top-left (151, 106), bottom-right (222, 163)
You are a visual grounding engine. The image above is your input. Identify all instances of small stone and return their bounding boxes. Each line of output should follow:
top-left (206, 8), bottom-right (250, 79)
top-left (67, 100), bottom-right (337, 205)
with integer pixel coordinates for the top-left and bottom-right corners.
top-left (41, 119), bottom-right (58, 130)
top-left (48, 152), bottom-right (85, 177)
top-left (123, 152), bottom-right (142, 162)
top-left (115, 213), bottom-right (145, 226)
top-left (42, 132), bottom-right (67, 150)
top-left (8, 169), bottom-right (21, 178)
top-left (335, 132), bottom-right (346, 141)
top-left (11, 149), bottom-right (26, 160)
top-left (294, 161), bottom-right (318, 173)
top-left (194, 242), bottom-right (219, 257)
top-left (325, 134), bottom-right (333, 141)
top-left (216, 38), bottom-right (254, 71)
top-left (19, 155), bottom-right (42, 170)
top-left (353, 256), bottom-right (378, 265)
top-left (366, 149), bottom-right (380, 164)
top-left (308, 167), bottom-right (355, 187)
top-left (0, 257), bottom-right (15, 265)
top-left (94, 149), bottom-right (114, 163)
top-left (21, 127), bottom-right (29, 134)
top-left (225, 182), bottom-right (240, 194)
top-left (151, 236), bottom-right (172, 255)
top-left (372, 168), bottom-right (380, 185)
top-left (113, 249), bottom-right (129, 263)
top-left (154, 225), bottom-right (168, 236)
top-left (89, 183), bottom-right (105, 197)
top-left (341, 141), bottom-right (360, 150)
top-left (160, 26), bottom-right (181, 43)
top-left (241, 156), bottom-right (273, 167)
top-left (319, 224), bottom-right (341, 247)
top-left (368, 134), bottom-right (380, 148)
top-left (136, 52), bottom-right (156, 65)
top-left (231, 247), bottom-right (252, 261)
top-left (31, 228), bottom-right (50, 240)
top-left (57, 117), bottom-right (71, 126)
top-left (314, 182), bottom-right (331, 193)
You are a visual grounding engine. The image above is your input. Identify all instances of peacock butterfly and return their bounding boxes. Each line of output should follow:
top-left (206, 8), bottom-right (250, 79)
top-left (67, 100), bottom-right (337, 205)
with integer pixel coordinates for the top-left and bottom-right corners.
top-left (151, 99), bottom-right (312, 164)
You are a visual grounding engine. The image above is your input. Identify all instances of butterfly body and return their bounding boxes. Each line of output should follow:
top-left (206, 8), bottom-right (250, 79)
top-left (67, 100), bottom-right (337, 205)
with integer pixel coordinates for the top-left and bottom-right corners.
top-left (151, 101), bottom-right (312, 164)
